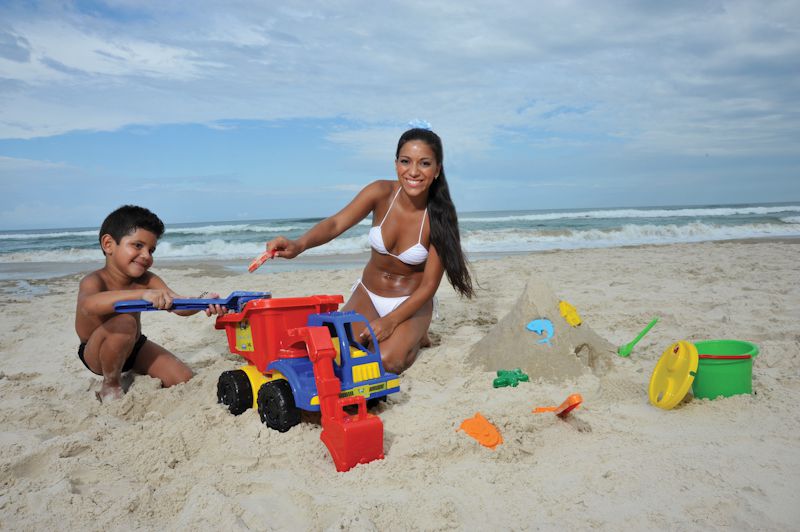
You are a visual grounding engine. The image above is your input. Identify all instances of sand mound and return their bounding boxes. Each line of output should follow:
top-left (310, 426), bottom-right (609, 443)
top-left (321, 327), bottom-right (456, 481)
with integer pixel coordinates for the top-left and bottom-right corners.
top-left (467, 274), bottom-right (616, 380)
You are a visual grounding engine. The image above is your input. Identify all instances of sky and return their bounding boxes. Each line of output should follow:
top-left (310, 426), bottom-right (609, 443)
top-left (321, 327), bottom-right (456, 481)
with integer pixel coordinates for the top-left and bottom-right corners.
top-left (0, 0), bottom-right (798, 230)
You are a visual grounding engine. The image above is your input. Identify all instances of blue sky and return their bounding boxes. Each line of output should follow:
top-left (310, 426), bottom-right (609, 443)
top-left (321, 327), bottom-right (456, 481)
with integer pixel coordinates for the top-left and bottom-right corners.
top-left (0, 1), bottom-right (798, 230)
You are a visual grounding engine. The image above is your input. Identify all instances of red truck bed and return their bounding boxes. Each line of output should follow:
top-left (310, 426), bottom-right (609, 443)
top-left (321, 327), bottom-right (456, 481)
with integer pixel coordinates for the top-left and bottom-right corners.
top-left (215, 294), bottom-right (344, 372)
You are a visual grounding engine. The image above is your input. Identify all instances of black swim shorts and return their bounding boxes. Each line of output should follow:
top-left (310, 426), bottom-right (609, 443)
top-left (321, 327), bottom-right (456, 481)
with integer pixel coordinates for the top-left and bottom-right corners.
top-left (77, 334), bottom-right (148, 375)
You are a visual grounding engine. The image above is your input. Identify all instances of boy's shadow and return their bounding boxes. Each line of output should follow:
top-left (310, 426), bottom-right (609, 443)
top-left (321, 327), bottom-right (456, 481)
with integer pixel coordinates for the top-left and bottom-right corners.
top-left (121, 372), bottom-right (135, 392)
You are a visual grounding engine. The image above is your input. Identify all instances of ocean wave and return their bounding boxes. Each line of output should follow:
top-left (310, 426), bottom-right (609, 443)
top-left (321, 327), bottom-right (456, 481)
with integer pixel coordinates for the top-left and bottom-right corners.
top-left (1, 219), bottom-right (373, 242)
top-left (167, 223), bottom-right (310, 235)
top-left (0, 234), bottom-right (372, 263)
top-left (461, 222), bottom-right (800, 252)
top-left (0, 229), bottom-right (97, 240)
top-left (2, 221), bottom-right (797, 263)
top-left (460, 205), bottom-right (800, 224)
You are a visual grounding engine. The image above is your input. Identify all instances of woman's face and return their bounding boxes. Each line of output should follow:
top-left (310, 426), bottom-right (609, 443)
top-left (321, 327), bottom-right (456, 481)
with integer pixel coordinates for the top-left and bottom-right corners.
top-left (395, 140), bottom-right (440, 198)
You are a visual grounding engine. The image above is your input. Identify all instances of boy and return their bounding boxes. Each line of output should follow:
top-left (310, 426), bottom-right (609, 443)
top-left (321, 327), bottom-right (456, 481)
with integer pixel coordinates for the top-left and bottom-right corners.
top-left (75, 205), bottom-right (226, 402)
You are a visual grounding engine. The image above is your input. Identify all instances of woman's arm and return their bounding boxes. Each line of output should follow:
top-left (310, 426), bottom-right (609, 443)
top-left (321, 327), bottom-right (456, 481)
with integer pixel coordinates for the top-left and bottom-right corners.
top-left (267, 180), bottom-right (389, 258)
top-left (366, 245), bottom-right (446, 342)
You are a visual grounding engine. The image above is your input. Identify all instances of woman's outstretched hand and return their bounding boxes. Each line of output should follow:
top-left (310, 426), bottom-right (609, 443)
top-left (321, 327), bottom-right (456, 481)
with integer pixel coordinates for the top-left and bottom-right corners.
top-left (266, 236), bottom-right (303, 259)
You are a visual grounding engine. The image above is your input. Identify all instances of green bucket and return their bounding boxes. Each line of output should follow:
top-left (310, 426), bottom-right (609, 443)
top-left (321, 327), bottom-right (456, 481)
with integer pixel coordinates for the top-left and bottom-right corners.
top-left (691, 340), bottom-right (759, 399)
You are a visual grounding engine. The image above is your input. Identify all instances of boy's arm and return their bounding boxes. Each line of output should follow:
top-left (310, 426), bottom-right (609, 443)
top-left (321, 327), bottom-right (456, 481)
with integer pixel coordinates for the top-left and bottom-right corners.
top-left (146, 274), bottom-right (226, 317)
top-left (78, 272), bottom-right (180, 317)
top-left (77, 274), bottom-right (160, 317)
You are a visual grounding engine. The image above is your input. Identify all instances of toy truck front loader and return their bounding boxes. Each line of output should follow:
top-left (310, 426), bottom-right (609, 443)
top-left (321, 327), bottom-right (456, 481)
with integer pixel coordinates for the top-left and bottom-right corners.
top-left (214, 294), bottom-right (399, 471)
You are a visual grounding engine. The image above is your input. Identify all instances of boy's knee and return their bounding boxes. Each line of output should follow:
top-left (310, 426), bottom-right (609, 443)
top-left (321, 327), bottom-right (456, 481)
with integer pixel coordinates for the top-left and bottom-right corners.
top-left (162, 365), bottom-right (193, 387)
top-left (103, 313), bottom-right (139, 337)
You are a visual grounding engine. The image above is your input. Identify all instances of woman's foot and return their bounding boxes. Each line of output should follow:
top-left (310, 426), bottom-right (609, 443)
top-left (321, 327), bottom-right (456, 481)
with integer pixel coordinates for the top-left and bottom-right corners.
top-left (420, 333), bottom-right (432, 348)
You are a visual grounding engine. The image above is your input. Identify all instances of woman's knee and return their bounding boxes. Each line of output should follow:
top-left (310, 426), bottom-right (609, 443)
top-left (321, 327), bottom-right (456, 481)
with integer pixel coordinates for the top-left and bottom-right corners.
top-left (381, 347), bottom-right (418, 375)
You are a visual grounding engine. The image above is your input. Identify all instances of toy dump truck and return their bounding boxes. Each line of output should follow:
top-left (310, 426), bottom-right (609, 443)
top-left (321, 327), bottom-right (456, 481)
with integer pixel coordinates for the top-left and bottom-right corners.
top-left (213, 294), bottom-right (400, 471)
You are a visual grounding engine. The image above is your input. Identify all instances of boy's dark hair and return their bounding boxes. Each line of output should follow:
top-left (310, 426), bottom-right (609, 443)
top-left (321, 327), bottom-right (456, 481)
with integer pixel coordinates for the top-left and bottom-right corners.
top-left (99, 205), bottom-right (165, 253)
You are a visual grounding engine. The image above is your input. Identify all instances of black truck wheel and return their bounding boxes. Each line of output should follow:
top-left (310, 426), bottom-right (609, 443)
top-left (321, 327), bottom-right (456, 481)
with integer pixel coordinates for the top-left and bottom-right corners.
top-left (367, 396), bottom-right (388, 409)
top-left (217, 370), bottom-right (253, 415)
top-left (257, 380), bottom-right (301, 432)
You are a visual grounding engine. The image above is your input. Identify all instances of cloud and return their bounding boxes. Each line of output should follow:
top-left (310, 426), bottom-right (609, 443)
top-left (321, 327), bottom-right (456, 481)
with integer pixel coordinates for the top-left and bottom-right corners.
top-left (0, 28), bottom-right (31, 62)
top-left (0, 154), bottom-right (69, 172)
top-left (0, 0), bottom-right (797, 161)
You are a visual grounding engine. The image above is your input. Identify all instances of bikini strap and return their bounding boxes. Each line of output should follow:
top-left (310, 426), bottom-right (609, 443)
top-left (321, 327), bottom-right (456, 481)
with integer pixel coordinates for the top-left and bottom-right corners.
top-left (417, 208), bottom-right (428, 243)
top-left (378, 188), bottom-right (402, 227)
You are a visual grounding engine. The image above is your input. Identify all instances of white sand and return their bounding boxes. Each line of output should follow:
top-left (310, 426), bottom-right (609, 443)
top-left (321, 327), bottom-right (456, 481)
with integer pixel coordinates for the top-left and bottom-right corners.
top-left (1, 241), bottom-right (799, 530)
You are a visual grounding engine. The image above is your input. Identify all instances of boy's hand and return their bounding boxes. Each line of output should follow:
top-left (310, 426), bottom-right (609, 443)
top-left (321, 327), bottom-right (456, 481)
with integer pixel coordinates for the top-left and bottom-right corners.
top-left (142, 289), bottom-right (177, 310)
top-left (203, 292), bottom-right (228, 316)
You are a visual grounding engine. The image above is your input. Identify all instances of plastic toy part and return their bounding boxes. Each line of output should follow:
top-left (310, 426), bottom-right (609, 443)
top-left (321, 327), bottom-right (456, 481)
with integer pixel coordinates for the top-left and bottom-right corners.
top-left (648, 341), bottom-right (699, 410)
top-left (692, 339), bottom-right (759, 399)
top-left (115, 291), bottom-right (271, 313)
top-left (290, 325), bottom-right (384, 472)
top-left (533, 393), bottom-right (583, 418)
top-left (559, 300), bottom-right (582, 327)
top-left (216, 369), bottom-right (253, 416)
top-left (526, 318), bottom-right (554, 345)
top-left (493, 369), bottom-right (529, 388)
top-left (618, 317), bottom-right (659, 357)
top-left (459, 413), bottom-right (503, 449)
top-left (213, 295), bottom-right (399, 472)
top-left (248, 250), bottom-right (276, 273)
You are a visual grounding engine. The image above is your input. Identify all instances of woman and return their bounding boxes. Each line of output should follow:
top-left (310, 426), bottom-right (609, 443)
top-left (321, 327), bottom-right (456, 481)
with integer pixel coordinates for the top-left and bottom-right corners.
top-left (265, 127), bottom-right (474, 373)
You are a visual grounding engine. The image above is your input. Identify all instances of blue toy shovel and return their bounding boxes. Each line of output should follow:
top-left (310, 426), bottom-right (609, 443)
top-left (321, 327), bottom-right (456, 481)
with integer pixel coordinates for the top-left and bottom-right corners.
top-left (114, 291), bottom-right (270, 314)
top-left (617, 317), bottom-right (659, 357)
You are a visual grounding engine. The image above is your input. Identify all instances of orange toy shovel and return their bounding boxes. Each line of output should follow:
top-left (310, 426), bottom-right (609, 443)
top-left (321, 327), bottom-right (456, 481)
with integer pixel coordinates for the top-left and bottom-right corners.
top-left (248, 250), bottom-right (275, 273)
top-left (459, 412), bottom-right (503, 449)
top-left (533, 393), bottom-right (583, 418)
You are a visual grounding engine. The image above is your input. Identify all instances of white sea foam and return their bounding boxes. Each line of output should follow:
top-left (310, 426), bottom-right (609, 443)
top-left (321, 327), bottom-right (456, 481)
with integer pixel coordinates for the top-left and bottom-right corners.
top-left (0, 220), bottom-right (365, 241)
top-left (167, 223), bottom-right (310, 235)
top-left (0, 234), bottom-right (371, 263)
top-left (461, 222), bottom-right (800, 252)
top-left (2, 217), bottom-right (797, 264)
top-left (460, 205), bottom-right (800, 224)
top-left (0, 229), bottom-right (97, 240)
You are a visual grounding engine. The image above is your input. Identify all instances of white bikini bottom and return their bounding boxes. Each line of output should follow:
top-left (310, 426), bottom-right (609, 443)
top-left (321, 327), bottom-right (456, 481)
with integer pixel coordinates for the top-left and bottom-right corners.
top-left (351, 279), bottom-right (438, 319)
top-left (352, 280), bottom-right (409, 318)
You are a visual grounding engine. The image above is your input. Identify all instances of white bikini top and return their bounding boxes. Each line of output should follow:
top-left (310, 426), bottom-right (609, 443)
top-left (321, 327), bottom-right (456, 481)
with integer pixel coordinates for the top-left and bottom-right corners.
top-left (368, 188), bottom-right (429, 266)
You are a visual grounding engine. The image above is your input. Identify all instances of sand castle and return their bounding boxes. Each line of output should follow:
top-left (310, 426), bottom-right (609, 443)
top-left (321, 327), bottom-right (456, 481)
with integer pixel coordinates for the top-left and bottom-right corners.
top-left (467, 274), bottom-right (616, 381)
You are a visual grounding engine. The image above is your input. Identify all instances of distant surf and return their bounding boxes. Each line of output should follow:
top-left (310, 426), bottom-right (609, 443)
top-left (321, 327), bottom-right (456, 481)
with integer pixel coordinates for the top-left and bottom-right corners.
top-left (1, 202), bottom-right (798, 279)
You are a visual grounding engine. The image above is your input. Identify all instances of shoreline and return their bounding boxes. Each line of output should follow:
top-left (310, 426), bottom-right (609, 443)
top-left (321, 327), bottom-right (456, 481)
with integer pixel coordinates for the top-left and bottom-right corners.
top-left (2, 235), bottom-right (799, 286)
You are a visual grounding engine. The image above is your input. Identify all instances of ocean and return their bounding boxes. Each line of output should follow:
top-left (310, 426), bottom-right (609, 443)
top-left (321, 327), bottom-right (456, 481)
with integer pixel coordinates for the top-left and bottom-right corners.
top-left (1, 202), bottom-right (799, 283)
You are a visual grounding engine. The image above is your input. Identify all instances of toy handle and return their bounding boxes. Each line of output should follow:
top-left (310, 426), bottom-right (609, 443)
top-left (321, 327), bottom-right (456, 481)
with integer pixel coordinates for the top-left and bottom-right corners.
top-left (115, 298), bottom-right (228, 312)
top-left (336, 396), bottom-right (368, 420)
top-left (114, 291), bottom-right (270, 313)
top-left (631, 317), bottom-right (659, 346)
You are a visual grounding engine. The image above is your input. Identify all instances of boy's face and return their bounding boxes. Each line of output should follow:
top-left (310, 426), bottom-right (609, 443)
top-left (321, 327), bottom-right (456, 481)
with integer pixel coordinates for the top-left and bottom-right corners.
top-left (101, 228), bottom-right (159, 278)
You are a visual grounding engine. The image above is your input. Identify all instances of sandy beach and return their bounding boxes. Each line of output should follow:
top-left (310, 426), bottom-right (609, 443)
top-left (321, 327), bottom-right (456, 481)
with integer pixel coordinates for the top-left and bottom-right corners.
top-left (1, 240), bottom-right (799, 530)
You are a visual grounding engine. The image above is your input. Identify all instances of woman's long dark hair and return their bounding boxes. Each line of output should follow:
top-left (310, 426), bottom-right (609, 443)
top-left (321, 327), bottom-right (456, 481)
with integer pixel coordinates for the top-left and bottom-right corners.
top-left (396, 128), bottom-right (474, 298)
